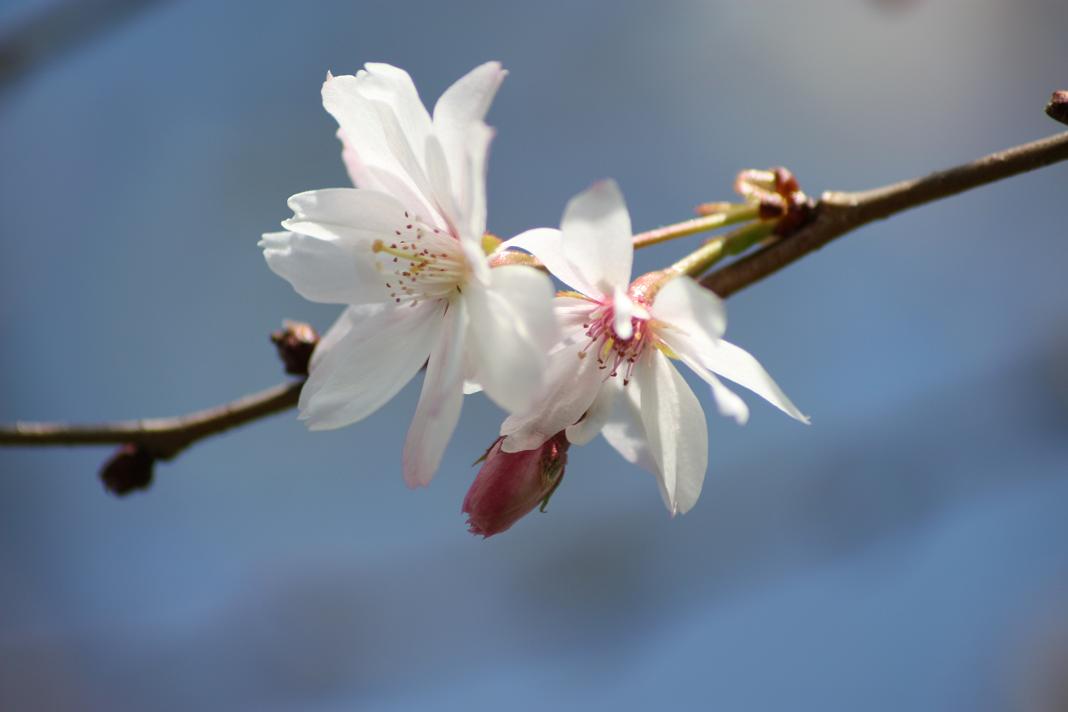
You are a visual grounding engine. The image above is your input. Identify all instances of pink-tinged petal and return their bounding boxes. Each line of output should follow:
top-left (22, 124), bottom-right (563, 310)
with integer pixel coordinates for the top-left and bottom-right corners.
top-left (259, 231), bottom-right (387, 305)
top-left (403, 298), bottom-right (467, 487)
top-left (299, 301), bottom-right (444, 430)
top-left (660, 333), bottom-right (750, 425)
top-left (560, 180), bottom-right (634, 294)
top-left (565, 374), bottom-right (619, 445)
top-left (649, 275), bottom-right (726, 341)
top-left (500, 337), bottom-right (605, 452)
top-left (336, 128), bottom-right (384, 191)
top-left (433, 62), bottom-right (506, 238)
top-left (635, 350), bottom-right (708, 515)
top-left (497, 228), bottom-right (599, 297)
top-left (464, 265), bottom-right (556, 414)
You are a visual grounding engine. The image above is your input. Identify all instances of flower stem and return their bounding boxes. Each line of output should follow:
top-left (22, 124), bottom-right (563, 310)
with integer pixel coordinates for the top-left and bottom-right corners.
top-left (489, 203), bottom-right (760, 270)
top-left (669, 220), bottom-right (776, 277)
top-left (631, 203), bottom-right (759, 249)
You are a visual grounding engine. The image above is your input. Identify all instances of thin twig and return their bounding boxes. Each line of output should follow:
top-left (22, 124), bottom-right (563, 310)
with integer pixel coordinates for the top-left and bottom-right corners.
top-left (3, 128), bottom-right (1068, 462)
top-left (0, 381), bottom-right (303, 459)
top-left (701, 130), bottom-right (1068, 297)
top-left (631, 203), bottom-right (758, 249)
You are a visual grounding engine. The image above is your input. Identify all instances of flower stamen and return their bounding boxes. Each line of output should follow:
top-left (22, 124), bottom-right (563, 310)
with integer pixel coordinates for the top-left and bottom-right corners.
top-left (370, 227), bottom-right (466, 306)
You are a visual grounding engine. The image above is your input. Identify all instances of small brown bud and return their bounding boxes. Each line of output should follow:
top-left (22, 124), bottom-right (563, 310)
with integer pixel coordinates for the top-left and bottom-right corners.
top-left (1046, 91), bottom-right (1068, 126)
top-left (772, 167), bottom-right (800, 197)
top-left (100, 444), bottom-right (155, 496)
top-left (758, 193), bottom-right (788, 220)
top-left (271, 320), bottom-right (319, 376)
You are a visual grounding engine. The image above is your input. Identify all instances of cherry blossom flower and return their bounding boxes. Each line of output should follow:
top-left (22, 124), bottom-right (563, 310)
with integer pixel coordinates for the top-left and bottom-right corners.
top-left (260, 62), bottom-right (556, 487)
top-left (496, 180), bottom-right (808, 514)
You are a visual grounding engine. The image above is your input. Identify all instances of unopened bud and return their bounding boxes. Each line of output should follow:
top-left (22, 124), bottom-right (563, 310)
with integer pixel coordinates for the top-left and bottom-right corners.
top-left (462, 432), bottom-right (570, 537)
top-left (100, 444), bottom-right (155, 496)
top-left (735, 166), bottom-right (813, 237)
top-left (1046, 91), bottom-right (1068, 126)
top-left (271, 320), bottom-right (319, 376)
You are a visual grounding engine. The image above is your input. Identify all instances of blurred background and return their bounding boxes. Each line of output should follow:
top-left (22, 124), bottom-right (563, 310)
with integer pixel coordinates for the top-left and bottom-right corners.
top-left (2, 0), bottom-right (1067, 709)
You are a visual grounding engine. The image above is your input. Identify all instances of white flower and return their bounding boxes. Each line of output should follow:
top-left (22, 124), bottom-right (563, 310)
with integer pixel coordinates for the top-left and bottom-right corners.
top-left (496, 180), bottom-right (808, 514)
top-left (260, 62), bottom-right (557, 487)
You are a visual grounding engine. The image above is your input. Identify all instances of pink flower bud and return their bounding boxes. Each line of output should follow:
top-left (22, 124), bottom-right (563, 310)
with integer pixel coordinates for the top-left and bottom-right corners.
top-left (462, 432), bottom-right (570, 538)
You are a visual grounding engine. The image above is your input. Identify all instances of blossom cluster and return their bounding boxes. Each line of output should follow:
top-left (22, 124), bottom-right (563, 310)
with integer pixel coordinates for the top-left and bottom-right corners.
top-left (261, 63), bottom-right (807, 536)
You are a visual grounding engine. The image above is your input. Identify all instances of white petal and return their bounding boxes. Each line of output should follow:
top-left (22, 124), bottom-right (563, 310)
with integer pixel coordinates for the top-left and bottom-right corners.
top-left (458, 237), bottom-right (492, 291)
top-left (433, 62), bottom-right (506, 238)
top-left (365, 98), bottom-right (440, 226)
top-left (498, 228), bottom-right (598, 296)
top-left (650, 275), bottom-right (726, 341)
top-left (651, 276), bottom-right (806, 423)
top-left (433, 62), bottom-right (507, 140)
top-left (703, 370), bottom-right (749, 425)
top-left (272, 188), bottom-right (415, 305)
top-left (565, 375), bottom-right (618, 445)
top-left (464, 265), bottom-right (557, 414)
top-left (635, 350), bottom-right (708, 515)
top-left (661, 333), bottom-right (750, 425)
top-left (460, 122), bottom-right (494, 240)
top-left (299, 300), bottom-right (444, 430)
top-left (560, 180), bottom-right (634, 294)
top-left (321, 71), bottom-right (439, 226)
top-left (358, 63), bottom-right (433, 158)
top-left (612, 286), bottom-right (635, 340)
top-left (553, 294), bottom-right (599, 335)
top-left (500, 337), bottom-right (606, 452)
top-left (402, 298), bottom-right (467, 487)
top-left (682, 332), bottom-right (808, 424)
top-left (600, 376), bottom-right (657, 473)
top-left (259, 230), bottom-right (387, 305)
top-left (322, 73), bottom-right (419, 188)
top-left (281, 188), bottom-right (408, 243)
top-left (423, 133), bottom-right (464, 239)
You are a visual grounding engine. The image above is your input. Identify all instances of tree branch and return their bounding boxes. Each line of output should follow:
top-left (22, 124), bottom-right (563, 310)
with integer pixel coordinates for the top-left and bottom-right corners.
top-left (0, 381), bottom-right (303, 459)
top-left (701, 130), bottom-right (1068, 297)
top-left (3, 126), bottom-right (1068, 469)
